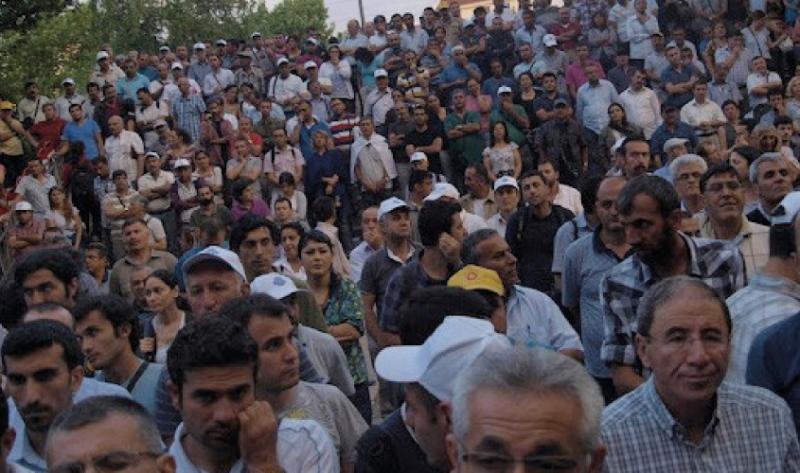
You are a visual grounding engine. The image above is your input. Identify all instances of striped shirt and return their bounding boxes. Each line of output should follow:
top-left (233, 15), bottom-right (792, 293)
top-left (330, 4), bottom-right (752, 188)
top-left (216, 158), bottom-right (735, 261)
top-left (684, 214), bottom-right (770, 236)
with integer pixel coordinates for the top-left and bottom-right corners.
top-left (602, 379), bottom-right (800, 472)
top-left (171, 94), bottom-right (206, 144)
top-left (725, 274), bottom-right (800, 384)
top-left (601, 233), bottom-right (746, 369)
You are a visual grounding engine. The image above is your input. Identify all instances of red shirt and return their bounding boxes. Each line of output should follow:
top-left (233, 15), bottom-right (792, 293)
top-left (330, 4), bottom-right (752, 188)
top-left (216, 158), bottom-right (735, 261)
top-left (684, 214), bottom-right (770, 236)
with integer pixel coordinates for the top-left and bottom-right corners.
top-left (548, 21), bottom-right (582, 52)
top-left (29, 118), bottom-right (66, 160)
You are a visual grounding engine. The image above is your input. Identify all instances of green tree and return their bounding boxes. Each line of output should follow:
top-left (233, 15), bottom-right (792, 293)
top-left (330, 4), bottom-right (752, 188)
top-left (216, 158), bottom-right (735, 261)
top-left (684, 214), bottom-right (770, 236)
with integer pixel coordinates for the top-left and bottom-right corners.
top-left (0, 0), bottom-right (70, 34)
top-left (0, 5), bottom-right (100, 100)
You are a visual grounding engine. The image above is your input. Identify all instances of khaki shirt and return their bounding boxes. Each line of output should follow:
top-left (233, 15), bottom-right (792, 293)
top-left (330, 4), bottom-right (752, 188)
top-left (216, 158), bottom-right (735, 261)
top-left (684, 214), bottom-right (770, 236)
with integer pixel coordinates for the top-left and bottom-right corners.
top-left (0, 119), bottom-right (24, 156)
top-left (699, 213), bottom-right (770, 277)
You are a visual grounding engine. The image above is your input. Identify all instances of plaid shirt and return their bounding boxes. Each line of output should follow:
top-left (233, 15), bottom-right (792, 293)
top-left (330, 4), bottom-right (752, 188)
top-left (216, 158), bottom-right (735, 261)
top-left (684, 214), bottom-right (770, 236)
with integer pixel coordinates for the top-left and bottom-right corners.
top-left (171, 94), bottom-right (206, 144)
top-left (601, 233), bottom-right (745, 368)
top-left (602, 378), bottom-right (800, 472)
top-left (379, 252), bottom-right (451, 333)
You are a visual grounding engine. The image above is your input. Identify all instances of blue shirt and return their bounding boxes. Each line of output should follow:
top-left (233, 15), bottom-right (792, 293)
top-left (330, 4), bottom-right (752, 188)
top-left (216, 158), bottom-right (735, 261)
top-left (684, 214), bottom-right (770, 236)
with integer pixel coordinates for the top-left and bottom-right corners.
top-left (439, 62), bottom-right (480, 87)
top-left (304, 148), bottom-right (346, 201)
top-left (602, 378), bottom-right (800, 472)
top-left (747, 311), bottom-right (800, 438)
top-left (575, 79), bottom-right (619, 135)
top-left (481, 76), bottom-right (516, 107)
top-left (661, 64), bottom-right (698, 108)
top-left (650, 121), bottom-right (698, 162)
top-left (562, 230), bottom-right (631, 378)
top-left (298, 119), bottom-right (330, 165)
top-left (116, 73), bottom-right (151, 105)
top-left (62, 119), bottom-right (101, 160)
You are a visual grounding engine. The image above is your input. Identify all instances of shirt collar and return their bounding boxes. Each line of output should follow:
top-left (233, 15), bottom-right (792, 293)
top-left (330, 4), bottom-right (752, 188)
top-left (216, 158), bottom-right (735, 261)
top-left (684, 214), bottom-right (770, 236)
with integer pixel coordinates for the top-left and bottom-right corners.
top-left (169, 423), bottom-right (244, 473)
top-left (9, 427), bottom-right (46, 472)
top-left (386, 244), bottom-right (416, 264)
top-left (748, 272), bottom-right (800, 300)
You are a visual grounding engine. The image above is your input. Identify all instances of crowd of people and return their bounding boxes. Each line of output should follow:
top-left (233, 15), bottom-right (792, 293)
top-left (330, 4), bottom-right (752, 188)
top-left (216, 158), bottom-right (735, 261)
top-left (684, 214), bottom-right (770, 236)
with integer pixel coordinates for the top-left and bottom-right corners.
top-left (2, 0), bottom-right (800, 471)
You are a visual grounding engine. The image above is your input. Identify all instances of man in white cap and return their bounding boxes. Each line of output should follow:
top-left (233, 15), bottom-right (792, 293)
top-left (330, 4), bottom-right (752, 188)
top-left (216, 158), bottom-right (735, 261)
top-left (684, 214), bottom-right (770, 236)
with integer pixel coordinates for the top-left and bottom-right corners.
top-left (487, 175), bottom-right (520, 236)
top-left (302, 61), bottom-right (331, 94)
top-left (408, 152), bottom-right (445, 184)
top-left (182, 245), bottom-right (250, 317)
top-left (425, 182), bottom-right (488, 235)
top-left (374, 316), bottom-right (511, 471)
top-left (186, 42), bottom-right (211, 85)
top-left (7, 201), bottom-right (45, 261)
top-left (220, 293), bottom-right (366, 473)
top-left (360, 197), bottom-right (416, 347)
top-left (365, 69), bottom-right (394, 133)
top-left (535, 33), bottom-right (569, 81)
top-left (54, 78), bottom-right (87, 121)
top-left (235, 50), bottom-right (265, 96)
top-left (250, 273), bottom-right (354, 395)
top-left (267, 57), bottom-right (305, 110)
top-left (439, 45), bottom-right (482, 96)
top-left (161, 62), bottom-right (201, 105)
top-left (89, 50), bottom-right (124, 89)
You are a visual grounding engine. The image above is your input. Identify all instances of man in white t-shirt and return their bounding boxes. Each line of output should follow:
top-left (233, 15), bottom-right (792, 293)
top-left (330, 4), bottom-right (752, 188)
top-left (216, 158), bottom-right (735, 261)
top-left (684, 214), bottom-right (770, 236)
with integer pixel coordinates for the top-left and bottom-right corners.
top-left (104, 115), bottom-right (144, 183)
top-left (538, 158), bottom-right (583, 215)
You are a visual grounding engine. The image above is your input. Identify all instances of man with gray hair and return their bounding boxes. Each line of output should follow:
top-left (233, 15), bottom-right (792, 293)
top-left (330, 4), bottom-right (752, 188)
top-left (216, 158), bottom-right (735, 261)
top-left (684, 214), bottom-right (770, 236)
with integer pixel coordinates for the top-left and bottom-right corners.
top-left (45, 396), bottom-right (175, 473)
top-left (602, 276), bottom-right (800, 471)
top-left (747, 152), bottom-right (793, 226)
top-left (446, 346), bottom-right (606, 472)
top-left (670, 153), bottom-right (707, 219)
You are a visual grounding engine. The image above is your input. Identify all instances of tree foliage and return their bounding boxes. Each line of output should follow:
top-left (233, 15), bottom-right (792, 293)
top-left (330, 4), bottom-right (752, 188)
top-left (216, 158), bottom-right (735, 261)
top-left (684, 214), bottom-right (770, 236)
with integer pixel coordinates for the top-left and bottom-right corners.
top-left (0, 0), bottom-right (71, 34)
top-left (0, 0), bottom-right (331, 102)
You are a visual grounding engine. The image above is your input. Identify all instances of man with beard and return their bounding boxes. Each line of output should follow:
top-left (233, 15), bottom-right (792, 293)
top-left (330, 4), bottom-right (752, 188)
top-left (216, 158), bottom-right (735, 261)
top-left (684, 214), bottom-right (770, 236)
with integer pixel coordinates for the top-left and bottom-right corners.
top-left (601, 175), bottom-right (746, 396)
top-left (699, 162), bottom-right (769, 276)
top-left (188, 180), bottom-right (233, 232)
top-left (166, 316), bottom-right (338, 472)
top-left (747, 153), bottom-right (793, 226)
top-left (3, 321), bottom-right (87, 471)
top-left (221, 295), bottom-right (367, 473)
top-left (619, 136), bottom-right (652, 179)
top-left (562, 176), bottom-right (630, 403)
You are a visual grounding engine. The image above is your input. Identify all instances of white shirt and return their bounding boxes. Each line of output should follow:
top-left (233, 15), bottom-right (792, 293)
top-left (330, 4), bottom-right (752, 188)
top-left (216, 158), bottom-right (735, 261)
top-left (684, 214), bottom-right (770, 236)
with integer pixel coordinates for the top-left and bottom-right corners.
top-left (365, 87), bottom-right (394, 126)
top-left (626, 14), bottom-right (659, 60)
top-left (105, 130), bottom-right (144, 181)
top-left (268, 74), bottom-right (305, 105)
top-left (680, 98), bottom-right (726, 132)
top-left (461, 210), bottom-right (488, 235)
top-left (161, 78), bottom-right (202, 105)
top-left (487, 213), bottom-right (510, 237)
top-left (553, 184), bottom-right (583, 215)
top-left (619, 86), bottom-right (663, 139)
top-left (137, 171), bottom-right (175, 213)
top-left (747, 71), bottom-right (782, 107)
top-left (169, 419), bottom-right (340, 473)
top-left (202, 67), bottom-right (236, 96)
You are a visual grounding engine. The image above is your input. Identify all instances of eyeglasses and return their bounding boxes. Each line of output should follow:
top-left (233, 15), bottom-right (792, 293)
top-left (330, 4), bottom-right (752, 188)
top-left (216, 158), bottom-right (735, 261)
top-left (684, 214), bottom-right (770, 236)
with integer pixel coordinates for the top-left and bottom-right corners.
top-left (460, 451), bottom-right (580, 473)
top-left (51, 451), bottom-right (161, 473)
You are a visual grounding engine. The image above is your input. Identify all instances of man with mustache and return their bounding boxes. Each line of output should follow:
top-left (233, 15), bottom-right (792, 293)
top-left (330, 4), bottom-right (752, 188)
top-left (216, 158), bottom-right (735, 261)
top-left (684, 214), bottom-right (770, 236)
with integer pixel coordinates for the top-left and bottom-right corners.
top-left (698, 162), bottom-right (770, 277)
top-left (601, 175), bottom-right (745, 396)
top-left (2, 321), bottom-right (87, 472)
top-left (166, 316), bottom-right (337, 472)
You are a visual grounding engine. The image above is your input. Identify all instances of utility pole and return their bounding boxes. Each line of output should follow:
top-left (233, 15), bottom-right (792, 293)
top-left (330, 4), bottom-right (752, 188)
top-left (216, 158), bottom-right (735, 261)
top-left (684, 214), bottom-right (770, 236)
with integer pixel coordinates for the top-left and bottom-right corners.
top-left (358, 0), bottom-right (365, 25)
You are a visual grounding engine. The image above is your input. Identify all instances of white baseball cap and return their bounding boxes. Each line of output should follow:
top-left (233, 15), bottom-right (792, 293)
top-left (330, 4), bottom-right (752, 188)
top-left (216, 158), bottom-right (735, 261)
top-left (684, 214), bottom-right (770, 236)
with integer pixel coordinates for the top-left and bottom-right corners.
top-left (543, 34), bottom-right (557, 47)
top-left (95, 51), bottom-right (109, 61)
top-left (251, 31), bottom-right (262, 38)
top-left (183, 246), bottom-right (247, 281)
top-left (772, 191), bottom-right (800, 225)
top-left (374, 68), bottom-right (388, 78)
top-left (276, 57), bottom-right (290, 66)
top-left (159, 45), bottom-right (171, 52)
top-left (493, 175), bottom-right (519, 192)
top-left (497, 85), bottom-right (513, 96)
top-left (410, 151), bottom-right (428, 163)
top-left (170, 61), bottom-right (184, 70)
top-left (663, 137), bottom-right (689, 152)
top-left (304, 61), bottom-right (318, 70)
top-left (62, 78), bottom-right (76, 86)
top-left (378, 197), bottom-right (410, 220)
top-left (14, 201), bottom-right (33, 212)
top-left (306, 37), bottom-right (319, 46)
top-left (144, 151), bottom-right (160, 160)
top-left (424, 182), bottom-right (460, 202)
top-left (250, 273), bottom-right (300, 300)
top-left (193, 42), bottom-right (206, 50)
top-left (215, 39), bottom-right (227, 46)
top-left (173, 159), bottom-right (191, 169)
top-left (375, 316), bottom-right (511, 401)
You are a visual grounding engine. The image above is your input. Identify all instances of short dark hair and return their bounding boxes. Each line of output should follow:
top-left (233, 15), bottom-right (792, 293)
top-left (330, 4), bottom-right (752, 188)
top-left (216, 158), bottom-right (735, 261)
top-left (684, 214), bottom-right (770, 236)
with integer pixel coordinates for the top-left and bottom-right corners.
top-left (398, 286), bottom-right (491, 345)
top-left (580, 176), bottom-right (604, 215)
top-left (462, 229), bottom-right (499, 265)
top-left (774, 115), bottom-right (794, 127)
top-left (230, 215), bottom-right (280, 252)
top-left (167, 317), bottom-right (258, 390)
top-left (311, 196), bottom-right (336, 222)
top-left (620, 134), bottom-right (649, 155)
top-left (700, 162), bottom-right (740, 193)
top-left (409, 169), bottom-right (432, 192)
top-left (281, 221), bottom-right (306, 239)
top-left (518, 169), bottom-right (546, 185)
top-left (122, 218), bottom-right (147, 231)
top-left (73, 294), bottom-right (140, 351)
top-left (274, 196), bottom-right (293, 209)
top-left (86, 242), bottom-right (108, 260)
top-left (730, 145), bottom-right (759, 165)
top-left (465, 164), bottom-right (490, 184)
top-left (299, 229), bottom-right (334, 253)
top-left (231, 179), bottom-right (252, 201)
top-left (617, 175), bottom-right (680, 218)
top-left (15, 249), bottom-right (79, 291)
top-left (418, 200), bottom-right (461, 247)
top-left (48, 396), bottom-right (162, 452)
top-left (2, 320), bottom-right (83, 372)
top-left (637, 276), bottom-right (731, 337)
top-left (220, 294), bottom-right (289, 328)
top-left (278, 171), bottom-right (296, 186)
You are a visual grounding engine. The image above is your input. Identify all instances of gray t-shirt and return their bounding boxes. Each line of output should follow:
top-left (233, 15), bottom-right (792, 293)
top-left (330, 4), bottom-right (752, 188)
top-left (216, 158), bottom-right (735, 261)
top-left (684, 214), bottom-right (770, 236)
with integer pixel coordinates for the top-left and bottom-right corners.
top-left (277, 381), bottom-right (368, 464)
top-left (297, 325), bottom-right (355, 396)
top-left (96, 360), bottom-right (164, 417)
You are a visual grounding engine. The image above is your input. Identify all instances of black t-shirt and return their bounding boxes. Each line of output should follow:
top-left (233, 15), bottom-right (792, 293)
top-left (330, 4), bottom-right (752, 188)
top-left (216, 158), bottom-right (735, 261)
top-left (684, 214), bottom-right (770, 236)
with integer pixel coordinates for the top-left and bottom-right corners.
top-left (506, 204), bottom-right (574, 295)
top-left (404, 124), bottom-right (444, 173)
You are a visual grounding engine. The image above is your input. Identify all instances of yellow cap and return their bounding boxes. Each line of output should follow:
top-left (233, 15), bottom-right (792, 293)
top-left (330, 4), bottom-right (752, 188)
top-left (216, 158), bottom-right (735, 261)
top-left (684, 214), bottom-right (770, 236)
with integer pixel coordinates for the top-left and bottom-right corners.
top-left (447, 265), bottom-right (505, 297)
top-left (0, 101), bottom-right (14, 111)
